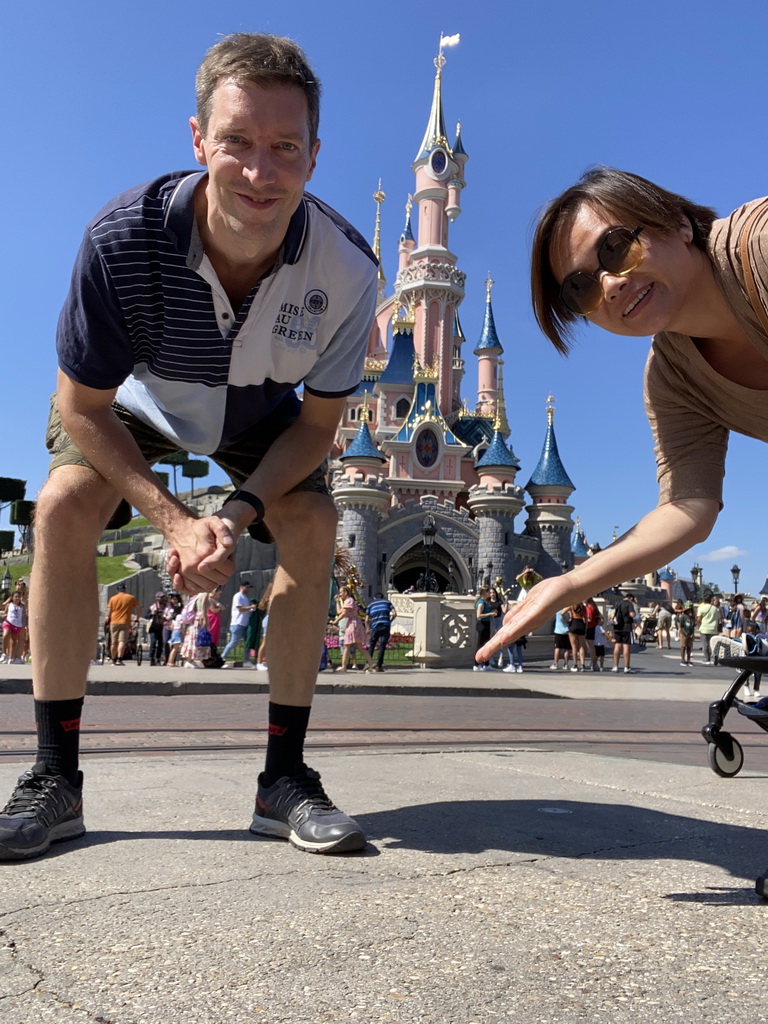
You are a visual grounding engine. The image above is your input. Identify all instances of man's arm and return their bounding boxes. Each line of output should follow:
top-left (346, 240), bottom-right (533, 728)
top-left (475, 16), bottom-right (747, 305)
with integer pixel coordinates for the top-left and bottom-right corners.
top-left (57, 372), bottom-right (237, 591)
top-left (478, 498), bottom-right (719, 660)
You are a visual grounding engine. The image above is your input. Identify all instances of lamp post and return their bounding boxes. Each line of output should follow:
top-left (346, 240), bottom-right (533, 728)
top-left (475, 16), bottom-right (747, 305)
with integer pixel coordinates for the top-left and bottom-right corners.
top-left (486, 561), bottom-right (493, 588)
top-left (1, 568), bottom-right (11, 595)
top-left (418, 513), bottom-right (438, 593)
top-left (690, 563), bottom-right (701, 604)
top-left (731, 564), bottom-right (741, 593)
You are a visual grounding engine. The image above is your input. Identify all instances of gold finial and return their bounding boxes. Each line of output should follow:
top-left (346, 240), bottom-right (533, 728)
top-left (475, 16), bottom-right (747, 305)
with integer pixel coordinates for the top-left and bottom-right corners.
top-left (546, 393), bottom-right (555, 425)
top-left (405, 194), bottom-right (413, 219)
top-left (360, 391), bottom-right (371, 423)
top-left (612, 524), bottom-right (619, 542)
top-left (575, 516), bottom-right (581, 530)
top-left (493, 361), bottom-right (510, 436)
top-left (485, 271), bottom-right (494, 301)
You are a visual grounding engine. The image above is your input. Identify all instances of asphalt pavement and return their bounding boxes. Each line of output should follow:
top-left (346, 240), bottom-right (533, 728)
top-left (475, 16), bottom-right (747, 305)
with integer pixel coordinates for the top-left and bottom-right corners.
top-left (1, 643), bottom-right (767, 1023)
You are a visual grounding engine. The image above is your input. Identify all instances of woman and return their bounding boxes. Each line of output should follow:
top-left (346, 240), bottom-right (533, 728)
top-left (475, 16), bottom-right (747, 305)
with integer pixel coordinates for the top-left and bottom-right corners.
top-left (567, 602), bottom-right (588, 672)
top-left (2, 591), bottom-right (26, 664)
top-left (481, 167), bottom-right (768, 660)
top-left (487, 586), bottom-right (507, 669)
top-left (473, 586), bottom-right (496, 672)
top-left (752, 596), bottom-right (768, 632)
top-left (584, 596), bottom-right (600, 669)
top-left (653, 602), bottom-right (673, 650)
top-left (333, 586), bottom-right (373, 673)
top-left (206, 585), bottom-right (224, 648)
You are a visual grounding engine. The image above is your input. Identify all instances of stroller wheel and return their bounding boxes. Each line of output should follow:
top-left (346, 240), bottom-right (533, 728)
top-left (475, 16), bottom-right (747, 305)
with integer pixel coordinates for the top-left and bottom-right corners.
top-left (707, 734), bottom-right (744, 778)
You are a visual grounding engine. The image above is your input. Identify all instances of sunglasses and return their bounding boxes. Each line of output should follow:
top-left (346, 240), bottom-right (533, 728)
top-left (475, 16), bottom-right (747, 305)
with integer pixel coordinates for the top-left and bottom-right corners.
top-left (560, 226), bottom-right (644, 315)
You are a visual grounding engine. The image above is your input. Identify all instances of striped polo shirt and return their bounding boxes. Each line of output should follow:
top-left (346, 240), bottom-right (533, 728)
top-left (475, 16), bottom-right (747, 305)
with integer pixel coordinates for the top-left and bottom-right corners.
top-left (57, 171), bottom-right (378, 454)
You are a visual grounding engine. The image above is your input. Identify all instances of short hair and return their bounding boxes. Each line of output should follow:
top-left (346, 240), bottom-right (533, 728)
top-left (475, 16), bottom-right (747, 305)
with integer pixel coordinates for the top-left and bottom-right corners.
top-left (530, 167), bottom-right (718, 354)
top-left (196, 33), bottom-right (321, 144)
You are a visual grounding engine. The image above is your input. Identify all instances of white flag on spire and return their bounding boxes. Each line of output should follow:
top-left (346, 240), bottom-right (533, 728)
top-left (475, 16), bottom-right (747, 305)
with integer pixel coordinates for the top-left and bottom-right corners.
top-left (440, 33), bottom-right (461, 48)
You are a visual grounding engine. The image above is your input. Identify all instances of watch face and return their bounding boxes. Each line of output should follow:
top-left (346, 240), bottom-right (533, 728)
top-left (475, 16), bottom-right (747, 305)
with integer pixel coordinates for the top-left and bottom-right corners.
top-left (430, 148), bottom-right (448, 176)
top-left (416, 428), bottom-right (439, 468)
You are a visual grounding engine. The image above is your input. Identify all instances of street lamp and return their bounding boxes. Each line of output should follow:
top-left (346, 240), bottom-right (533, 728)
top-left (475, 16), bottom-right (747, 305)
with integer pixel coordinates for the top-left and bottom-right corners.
top-left (419, 513), bottom-right (437, 593)
top-left (486, 561), bottom-right (493, 588)
top-left (1, 568), bottom-right (11, 594)
top-left (731, 564), bottom-right (741, 592)
top-left (690, 563), bottom-right (700, 604)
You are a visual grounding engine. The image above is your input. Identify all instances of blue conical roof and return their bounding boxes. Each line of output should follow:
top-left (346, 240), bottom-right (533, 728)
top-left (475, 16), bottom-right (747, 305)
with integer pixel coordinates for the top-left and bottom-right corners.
top-left (453, 308), bottom-right (465, 341)
top-left (658, 566), bottom-right (675, 581)
top-left (453, 122), bottom-right (468, 159)
top-left (526, 420), bottom-right (574, 490)
top-left (571, 527), bottom-right (589, 558)
top-left (476, 429), bottom-right (520, 470)
top-left (340, 421), bottom-right (386, 462)
top-left (400, 205), bottom-right (415, 244)
top-left (377, 327), bottom-right (416, 386)
top-left (474, 288), bottom-right (502, 353)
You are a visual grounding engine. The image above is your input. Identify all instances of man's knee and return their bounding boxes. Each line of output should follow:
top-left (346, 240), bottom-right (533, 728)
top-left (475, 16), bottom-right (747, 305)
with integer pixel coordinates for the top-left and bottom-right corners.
top-left (36, 468), bottom-right (121, 542)
top-left (269, 492), bottom-right (337, 559)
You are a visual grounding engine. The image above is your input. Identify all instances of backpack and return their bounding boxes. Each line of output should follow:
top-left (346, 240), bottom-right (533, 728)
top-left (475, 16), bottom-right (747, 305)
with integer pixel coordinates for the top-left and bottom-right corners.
top-left (612, 605), bottom-right (625, 630)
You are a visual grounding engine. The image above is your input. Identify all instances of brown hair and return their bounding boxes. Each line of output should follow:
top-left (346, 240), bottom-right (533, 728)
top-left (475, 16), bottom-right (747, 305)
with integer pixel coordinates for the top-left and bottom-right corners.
top-left (530, 167), bottom-right (718, 354)
top-left (196, 33), bottom-right (321, 144)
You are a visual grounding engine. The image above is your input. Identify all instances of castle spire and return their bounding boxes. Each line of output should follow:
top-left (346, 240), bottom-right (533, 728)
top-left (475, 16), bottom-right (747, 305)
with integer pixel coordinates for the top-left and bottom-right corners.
top-left (474, 273), bottom-right (503, 353)
top-left (415, 36), bottom-right (459, 160)
top-left (495, 360), bottom-right (510, 437)
top-left (400, 194), bottom-right (415, 244)
top-left (372, 180), bottom-right (386, 296)
top-left (526, 395), bottom-right (575, 490)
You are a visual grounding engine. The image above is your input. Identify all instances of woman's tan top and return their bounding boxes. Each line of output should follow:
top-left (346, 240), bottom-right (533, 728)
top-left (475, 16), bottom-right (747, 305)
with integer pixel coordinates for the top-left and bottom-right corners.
top-left (644, 197), bottom-right (768, 506)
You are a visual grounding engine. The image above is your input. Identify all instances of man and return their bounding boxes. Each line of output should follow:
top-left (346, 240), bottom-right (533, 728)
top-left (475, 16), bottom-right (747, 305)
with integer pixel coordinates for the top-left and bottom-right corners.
top-left (696, 591), bottom-right (721, 665)
top-left (610, 592), bottom-right (635, 674)
top-left (106, 583), bottom-right (141, 666)
top-left (221, 580), bottom-right (256, 666)
top-left (365, 592), bottom-right (396, 672)
top-left (0, 33), bottom-right (377, 861)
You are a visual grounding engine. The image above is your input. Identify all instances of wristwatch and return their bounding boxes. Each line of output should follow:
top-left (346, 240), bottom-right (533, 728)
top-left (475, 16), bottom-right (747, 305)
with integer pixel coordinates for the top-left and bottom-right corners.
top-left (223, 489), bottom-right (265, 537)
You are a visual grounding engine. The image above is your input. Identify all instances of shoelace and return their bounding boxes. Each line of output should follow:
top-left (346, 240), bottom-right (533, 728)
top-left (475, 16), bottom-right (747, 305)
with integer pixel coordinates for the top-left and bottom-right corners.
top-left (2, 774), bottom-right (55, 815)
top-left (288, 772), bottom-right (337, 811)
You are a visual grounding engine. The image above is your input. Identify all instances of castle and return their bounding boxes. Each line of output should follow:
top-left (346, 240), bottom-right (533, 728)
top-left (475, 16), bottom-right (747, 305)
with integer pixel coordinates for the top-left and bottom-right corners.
top-left (329, 44), bottom-right (582, 601)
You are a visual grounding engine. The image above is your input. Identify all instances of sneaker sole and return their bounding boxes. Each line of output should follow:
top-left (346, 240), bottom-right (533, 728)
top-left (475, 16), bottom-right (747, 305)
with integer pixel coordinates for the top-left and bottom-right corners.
top-left (249, 815), bottom-right (366, 854)
top-left (0, 817), bottom-right (85, 861)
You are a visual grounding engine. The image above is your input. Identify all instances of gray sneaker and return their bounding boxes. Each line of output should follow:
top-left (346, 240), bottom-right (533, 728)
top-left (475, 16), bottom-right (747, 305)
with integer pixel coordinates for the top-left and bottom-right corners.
top-left (250, 765), bottom-right (366, 854)
top-left (0, 762), bottom-right (84, 861)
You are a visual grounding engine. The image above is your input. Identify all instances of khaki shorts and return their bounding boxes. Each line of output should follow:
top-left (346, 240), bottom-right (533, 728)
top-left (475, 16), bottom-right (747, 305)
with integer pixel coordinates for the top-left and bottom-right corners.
top-left (45, 394), bottom-right (329, 541)
top-left (109, 623), bottom-right (129, 644)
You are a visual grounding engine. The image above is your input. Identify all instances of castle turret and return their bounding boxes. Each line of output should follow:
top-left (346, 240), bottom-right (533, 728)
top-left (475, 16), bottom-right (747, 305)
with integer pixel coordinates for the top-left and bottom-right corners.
top-left (466, 420), bottom-right (525, 589)
top-left (570, 519), bottom-right (590, 566)
top-left (333, 412), bottom-right (391, 599)
top-left (524, 396), bottom-right (576, 577)
top-left (474, 273), bottom-right (503, 418)
top-left (446, 122), bottom-right (468, 221)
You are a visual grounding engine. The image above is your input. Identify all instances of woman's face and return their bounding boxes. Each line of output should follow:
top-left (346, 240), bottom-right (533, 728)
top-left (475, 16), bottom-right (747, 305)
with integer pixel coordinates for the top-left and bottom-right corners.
top-left (551, 203), bottom-right (703, 339)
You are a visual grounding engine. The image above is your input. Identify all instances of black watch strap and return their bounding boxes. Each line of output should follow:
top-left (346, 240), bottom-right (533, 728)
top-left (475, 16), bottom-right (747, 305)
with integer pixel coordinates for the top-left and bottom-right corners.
top-left (223, 489), bottom-right (265, 524)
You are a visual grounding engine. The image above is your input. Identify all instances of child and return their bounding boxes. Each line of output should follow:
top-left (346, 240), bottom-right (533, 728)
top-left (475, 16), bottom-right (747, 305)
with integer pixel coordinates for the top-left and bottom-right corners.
top-left (592, 618), bottom-right (607, 672)
top-left (678, 601), bottom-right (695, 667)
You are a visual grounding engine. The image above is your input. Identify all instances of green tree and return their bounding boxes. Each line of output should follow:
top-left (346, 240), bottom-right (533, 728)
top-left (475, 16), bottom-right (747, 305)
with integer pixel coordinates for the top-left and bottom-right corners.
top-left (182, 459), bottom-right (209, 499)
top-left (157, 451), bottom-right (187, 496)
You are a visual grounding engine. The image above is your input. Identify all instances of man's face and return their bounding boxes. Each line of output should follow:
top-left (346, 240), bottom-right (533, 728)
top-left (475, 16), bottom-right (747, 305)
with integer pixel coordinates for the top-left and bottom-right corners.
top-left (190, 79), bottom-right (320, 259)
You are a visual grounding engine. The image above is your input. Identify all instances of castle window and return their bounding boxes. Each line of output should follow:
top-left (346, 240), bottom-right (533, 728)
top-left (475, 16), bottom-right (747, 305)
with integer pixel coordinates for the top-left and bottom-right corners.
top-left (349, 408), bottom-right (357, 422)
top-left (395, 398), bottom-right (410, 420)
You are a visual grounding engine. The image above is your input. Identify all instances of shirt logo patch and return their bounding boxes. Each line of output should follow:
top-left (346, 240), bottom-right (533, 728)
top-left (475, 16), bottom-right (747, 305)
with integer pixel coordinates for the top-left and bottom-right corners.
top-left (304, 289), bottom-right (328, 315)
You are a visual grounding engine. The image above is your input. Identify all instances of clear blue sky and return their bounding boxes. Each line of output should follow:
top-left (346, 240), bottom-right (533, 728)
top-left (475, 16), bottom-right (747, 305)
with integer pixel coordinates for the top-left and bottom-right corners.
top-left (4, 0), bottom-right (768, 595)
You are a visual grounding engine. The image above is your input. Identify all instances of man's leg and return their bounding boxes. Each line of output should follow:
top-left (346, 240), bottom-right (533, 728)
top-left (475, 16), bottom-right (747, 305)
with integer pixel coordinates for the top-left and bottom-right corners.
top-left (249, 491), bottom-right (365, 854)
top-left (375, 629), bottom-right (389, 670)
top-left (220, 624), bottom-right (245, 661)
top-left (0, 466), bottom-right (121, 861)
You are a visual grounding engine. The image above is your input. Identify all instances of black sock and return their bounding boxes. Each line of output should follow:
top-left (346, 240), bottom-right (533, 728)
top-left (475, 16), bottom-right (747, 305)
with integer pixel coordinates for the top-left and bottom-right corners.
top-left (35, 698), bottom-right (84, 786)
top-left (262, 702), bottom-right (311, 786)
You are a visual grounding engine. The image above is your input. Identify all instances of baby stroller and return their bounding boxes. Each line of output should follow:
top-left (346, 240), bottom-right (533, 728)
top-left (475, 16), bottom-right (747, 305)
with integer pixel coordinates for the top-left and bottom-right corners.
top-left (638, 615), bottom-right (657, 648)
top-left (701, 653), bottom-right (768, 776)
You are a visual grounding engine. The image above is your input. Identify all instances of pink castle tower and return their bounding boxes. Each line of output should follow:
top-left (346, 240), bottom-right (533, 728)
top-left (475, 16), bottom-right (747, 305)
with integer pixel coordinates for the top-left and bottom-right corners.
top-left (394, 44), bottom-right (468, 419)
